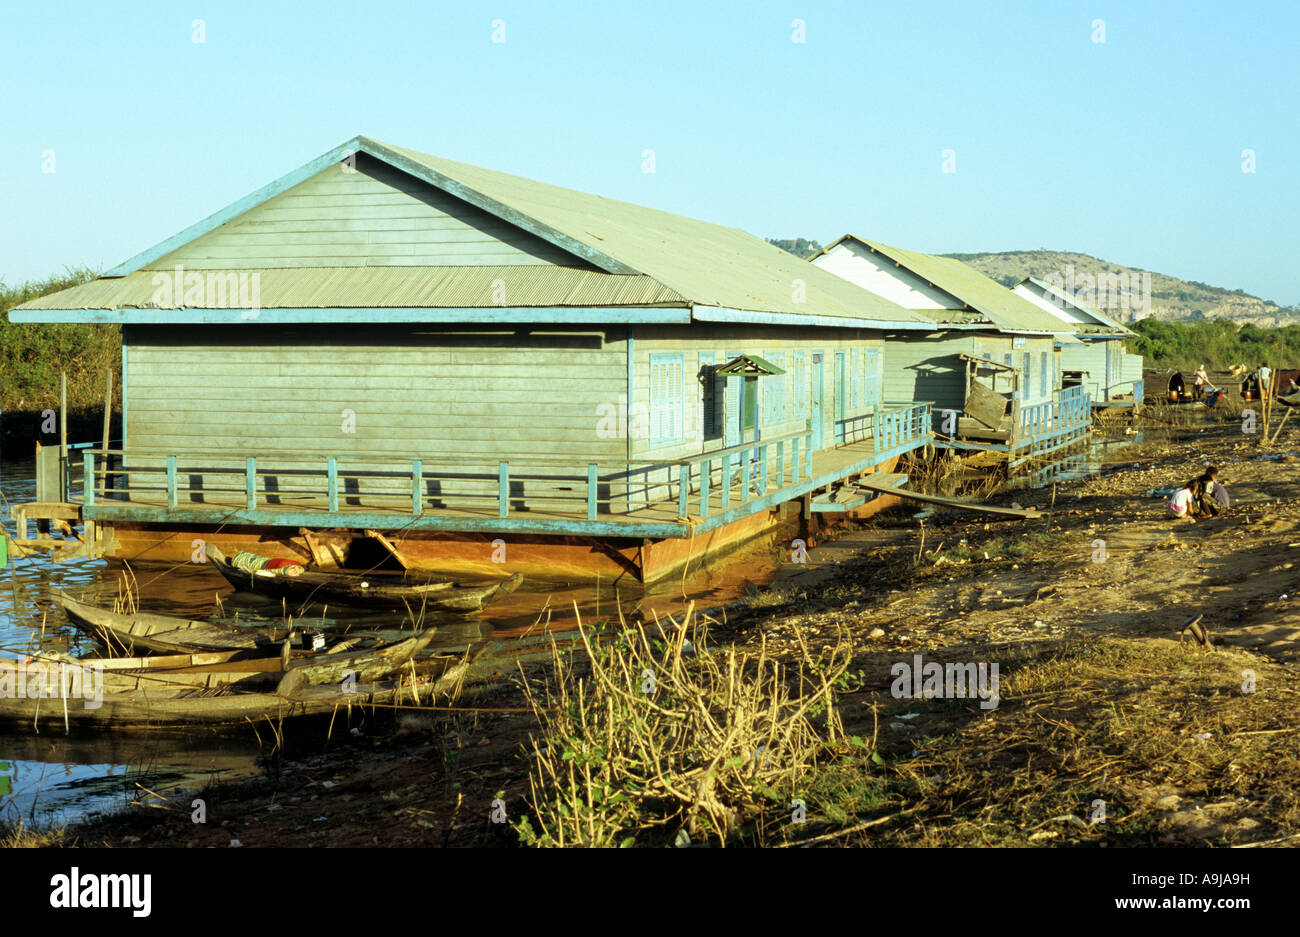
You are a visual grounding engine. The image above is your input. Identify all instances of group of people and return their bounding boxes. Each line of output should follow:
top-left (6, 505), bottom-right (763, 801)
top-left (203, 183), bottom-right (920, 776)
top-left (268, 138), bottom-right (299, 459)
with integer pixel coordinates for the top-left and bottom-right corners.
top-left (1167, 466), bottom-right (1229, 521)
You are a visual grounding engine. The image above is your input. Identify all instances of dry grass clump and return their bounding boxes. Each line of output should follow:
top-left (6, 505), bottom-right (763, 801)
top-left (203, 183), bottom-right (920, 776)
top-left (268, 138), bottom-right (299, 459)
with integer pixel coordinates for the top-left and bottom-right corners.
top-left (1, 822), bottom-right (74, 848)
top-left (111, 565), bottom-right (140, 615)
top-left (514, 602), bottom-right (851, 847)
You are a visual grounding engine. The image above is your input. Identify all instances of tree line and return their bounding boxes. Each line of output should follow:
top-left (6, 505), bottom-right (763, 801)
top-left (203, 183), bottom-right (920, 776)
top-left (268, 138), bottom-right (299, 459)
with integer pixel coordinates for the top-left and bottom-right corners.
top-left (1127, 317), bottom-right (1299, 371)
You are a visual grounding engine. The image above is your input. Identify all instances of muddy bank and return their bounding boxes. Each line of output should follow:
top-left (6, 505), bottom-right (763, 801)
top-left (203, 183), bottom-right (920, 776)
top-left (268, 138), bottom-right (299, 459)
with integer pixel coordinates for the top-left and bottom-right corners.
top-left (59, 421), bottom-right (1300, 847)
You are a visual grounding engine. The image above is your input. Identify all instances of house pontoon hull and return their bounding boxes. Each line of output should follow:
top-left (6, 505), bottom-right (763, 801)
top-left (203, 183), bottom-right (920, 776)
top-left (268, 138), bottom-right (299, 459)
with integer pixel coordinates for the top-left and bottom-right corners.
top-left (12, 138), bottom-right (938, 583)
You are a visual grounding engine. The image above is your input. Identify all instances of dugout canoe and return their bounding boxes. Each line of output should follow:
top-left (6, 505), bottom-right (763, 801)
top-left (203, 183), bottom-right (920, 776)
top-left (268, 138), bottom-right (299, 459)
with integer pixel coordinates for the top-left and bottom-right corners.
top-left (56, 596), bottom-right (438, 679)
top-left (0, 639), bottom-right (471, 730)
top-left (205, 543), bottom-right (523, 611)
top-left (0, 677), bottom-right (427, 730)
top-left (22, 629), bottom-right (444, 694)
top-left (58, 593), bottom-right (324, 656)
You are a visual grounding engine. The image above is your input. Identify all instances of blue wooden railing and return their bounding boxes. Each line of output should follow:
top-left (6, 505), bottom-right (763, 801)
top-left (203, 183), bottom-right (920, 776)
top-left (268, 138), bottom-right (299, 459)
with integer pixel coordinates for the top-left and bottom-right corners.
top-left (81, 429), bottom-right (820, 524)
top-left (1019, 388), bottom-right (1092, 441)
top-left (79, 403), bottom-right (935, 525)
top-left (876, 402), bottom-right (933, 453)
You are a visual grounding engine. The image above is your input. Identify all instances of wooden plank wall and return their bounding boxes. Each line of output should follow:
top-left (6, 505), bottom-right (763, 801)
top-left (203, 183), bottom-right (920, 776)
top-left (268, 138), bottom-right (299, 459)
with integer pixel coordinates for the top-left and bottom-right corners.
top-left (1061, 342), bottom-right (1107, 401)
top-left (121, 324), bottom-right (628, 507)
top-left (882, 334), bottom-right (975, 412)
top-left (146, 155), bottom-right (585, 270)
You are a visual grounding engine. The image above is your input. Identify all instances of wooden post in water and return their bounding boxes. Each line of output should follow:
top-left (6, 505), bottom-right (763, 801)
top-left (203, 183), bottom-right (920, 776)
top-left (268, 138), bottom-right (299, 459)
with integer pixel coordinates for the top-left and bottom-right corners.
top-left (1269, 365), bottom-right (1279, 444)
top-left (99, 369), bottom-right (113, 496)
top-left (60, 371), bottom-right (67, 501)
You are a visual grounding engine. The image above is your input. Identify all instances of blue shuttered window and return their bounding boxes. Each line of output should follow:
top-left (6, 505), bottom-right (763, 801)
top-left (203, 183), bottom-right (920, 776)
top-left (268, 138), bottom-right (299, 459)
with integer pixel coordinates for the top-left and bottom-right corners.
top-left (849, 348), bottom-right (861, 409)
top-left (649, 353), bottom-right (684, 446)
top-left (699, 353), bottom-right (721, 442)
top-left (765, 352), bottom-right (786, 424)
top-left (792, 352), bottom-right (806, 421)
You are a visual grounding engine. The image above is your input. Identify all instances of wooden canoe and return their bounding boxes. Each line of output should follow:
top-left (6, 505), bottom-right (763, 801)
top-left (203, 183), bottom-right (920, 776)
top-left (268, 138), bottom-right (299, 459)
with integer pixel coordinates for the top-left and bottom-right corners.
top-left (0, 678), bottom-right (426, 730)
top-left (27, 627), bottom-right (437, 692)
top-left (55, 597), bottom-right (438, 682)
top-left (58, 593), bottom-right (309, 656)
top-left (205, 543), bottom-right (523, 611)
top-left (0, 637), bottom-right (469, 730)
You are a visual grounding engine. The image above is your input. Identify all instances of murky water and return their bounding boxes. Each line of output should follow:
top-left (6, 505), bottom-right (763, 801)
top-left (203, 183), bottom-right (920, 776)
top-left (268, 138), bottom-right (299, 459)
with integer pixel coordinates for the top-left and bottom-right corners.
top-left (0, 457), bottom-right (264, 826)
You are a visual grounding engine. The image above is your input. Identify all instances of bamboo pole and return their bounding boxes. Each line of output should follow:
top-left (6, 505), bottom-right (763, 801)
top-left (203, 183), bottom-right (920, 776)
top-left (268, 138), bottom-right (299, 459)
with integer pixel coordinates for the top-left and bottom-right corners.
top-left (1269, 408), bottom-right (1292, 445)
top-left (1262, 364), bottom-right (1277, 445)
top-left (99, 369), bottom-right (112, 495)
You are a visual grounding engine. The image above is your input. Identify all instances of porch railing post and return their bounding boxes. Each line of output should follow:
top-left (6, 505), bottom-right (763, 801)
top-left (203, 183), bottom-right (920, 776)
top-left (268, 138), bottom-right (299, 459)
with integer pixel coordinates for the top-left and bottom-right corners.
top-left (498, 461), bottom-right (509, 518)
top-left (721, 453), bottom-right (732, 511)
top-left (741, 447), bottom-right (751, 501)
top-left (166, 455), bottom-right (177, 510)
top-left (790, 438), bottom-right (800, 483)
top-left (587, 463), bottom-right (598, 521)
top-left (699, 458), bottom-right (710, 516)
top-left (327, 457), bottom-right (338, 512)
top-left (246, 457), bottom-right (257, 510)
top-left (678, 463), bottom-right (690, 516)
top-left (411, 458), bottom-right (423, 516)
top-left (84, 450), bottom-right (96, 507)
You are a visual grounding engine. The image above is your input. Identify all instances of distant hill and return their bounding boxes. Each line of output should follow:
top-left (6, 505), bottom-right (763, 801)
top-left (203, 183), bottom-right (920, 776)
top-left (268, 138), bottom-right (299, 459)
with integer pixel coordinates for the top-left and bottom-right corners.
top-left (944, 250), bottom-right (1300, 327)
top-left (770, 239), bottom-right (1299, 326)
top-left (767, 238), bottom-right (823, 260)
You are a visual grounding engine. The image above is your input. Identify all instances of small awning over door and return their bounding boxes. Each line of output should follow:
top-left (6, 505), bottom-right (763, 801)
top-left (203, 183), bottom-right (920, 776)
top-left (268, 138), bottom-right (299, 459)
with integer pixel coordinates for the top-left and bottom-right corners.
top-left (715, 354), bottom-right (787, 376)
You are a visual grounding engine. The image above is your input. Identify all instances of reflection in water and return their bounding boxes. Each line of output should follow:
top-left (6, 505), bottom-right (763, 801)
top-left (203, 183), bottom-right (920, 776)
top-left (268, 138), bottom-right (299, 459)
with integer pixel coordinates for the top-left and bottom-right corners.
top-left (0, 734), bottom-right (263, 829)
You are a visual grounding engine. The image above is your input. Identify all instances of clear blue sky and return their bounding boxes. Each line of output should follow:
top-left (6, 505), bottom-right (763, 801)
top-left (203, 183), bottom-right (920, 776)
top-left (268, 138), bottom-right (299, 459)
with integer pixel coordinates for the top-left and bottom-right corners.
top-left (2, 0), bottom-right (1297, 304)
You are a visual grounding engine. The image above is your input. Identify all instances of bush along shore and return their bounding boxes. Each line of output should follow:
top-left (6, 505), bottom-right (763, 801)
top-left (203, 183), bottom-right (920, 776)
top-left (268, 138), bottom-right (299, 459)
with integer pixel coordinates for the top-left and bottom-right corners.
top-left (47, 412), bottom-right (1300, 848)
top-left (1, 267), bottom-right (121, 458)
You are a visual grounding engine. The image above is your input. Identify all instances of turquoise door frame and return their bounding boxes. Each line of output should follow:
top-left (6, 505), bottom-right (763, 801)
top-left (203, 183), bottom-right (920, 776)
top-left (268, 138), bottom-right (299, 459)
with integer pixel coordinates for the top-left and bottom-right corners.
top-left (811, 351), bottom-right (825, 449)
top-left (834, 351), bottom-right (846, 445)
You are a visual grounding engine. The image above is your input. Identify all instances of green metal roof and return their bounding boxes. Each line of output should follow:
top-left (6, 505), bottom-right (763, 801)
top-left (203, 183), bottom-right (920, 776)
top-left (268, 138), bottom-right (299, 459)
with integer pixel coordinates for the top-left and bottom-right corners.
top-left (813, 235), bottom-right (1068, 335)
top-left (13, 136), bottom-right (934, 329)
top-left (367, 139), bottom-right (932, 326)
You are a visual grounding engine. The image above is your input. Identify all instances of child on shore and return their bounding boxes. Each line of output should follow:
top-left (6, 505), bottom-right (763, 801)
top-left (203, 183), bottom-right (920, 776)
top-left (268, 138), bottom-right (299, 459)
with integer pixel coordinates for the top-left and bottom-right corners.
top-left (1197, 466), bottom-right (1229, 516)
top-left (1168, 479), bottom-right (1202, 521)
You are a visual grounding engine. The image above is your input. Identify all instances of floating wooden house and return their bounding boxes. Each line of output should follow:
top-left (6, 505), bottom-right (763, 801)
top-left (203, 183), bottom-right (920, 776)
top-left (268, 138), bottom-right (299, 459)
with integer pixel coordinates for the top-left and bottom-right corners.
top-left (809, 236), bottom-right (1091, 479)
top-left (1011, 277), bottom-right (1142, 410)
top-left (10, 136), bottom-right (941, 584)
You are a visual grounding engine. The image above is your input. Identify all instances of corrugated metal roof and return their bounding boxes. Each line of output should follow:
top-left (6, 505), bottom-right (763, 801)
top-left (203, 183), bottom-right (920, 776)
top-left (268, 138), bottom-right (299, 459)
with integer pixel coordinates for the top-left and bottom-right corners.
top-left (367, 139), bottom-right (933, 325)
top-left (17, 266), bottom-right (690, 310)
top-left (813, 235), bottom-right (1067, 335)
